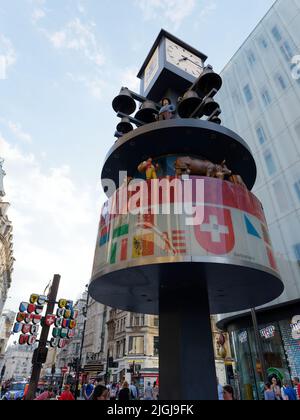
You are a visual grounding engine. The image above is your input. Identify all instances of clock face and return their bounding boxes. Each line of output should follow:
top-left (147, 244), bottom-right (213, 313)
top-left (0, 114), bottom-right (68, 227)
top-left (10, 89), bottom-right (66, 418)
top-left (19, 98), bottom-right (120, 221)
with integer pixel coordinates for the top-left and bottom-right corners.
top-left (144, 47), bottom-right (159, 91)
top-left (166, 38), bottom-right (203, 78)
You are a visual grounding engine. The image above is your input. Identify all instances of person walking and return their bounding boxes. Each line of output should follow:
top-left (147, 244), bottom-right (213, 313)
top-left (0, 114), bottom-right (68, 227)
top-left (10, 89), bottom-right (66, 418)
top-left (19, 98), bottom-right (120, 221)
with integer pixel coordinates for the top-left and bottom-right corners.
top-left (58, 384), bottom-right (75, 400)
top-left (34, 386), bottom-right (54, 400)
top-left (129, 382), bottom-right (139, 400)
top-left (264, 383), bottom-right (276, 400)
top-left (271, 377), bottom-right (282, 400)
top-left (144, 382), bottom-right (153, 400)
top-left (92, 385), bottom-right (110, 400)
top-left (118, 381), bottom-right (131, 401)
top-left (223, 385), bottom-right (235, 400)
top-left (152, 381), bottom-right (159, 401)
top-left (83, 380), bottom-right (94, 400)
top-left (293, 377), bottom-right (300, 400)
top-left (281, 381), bottom-right (297, 400)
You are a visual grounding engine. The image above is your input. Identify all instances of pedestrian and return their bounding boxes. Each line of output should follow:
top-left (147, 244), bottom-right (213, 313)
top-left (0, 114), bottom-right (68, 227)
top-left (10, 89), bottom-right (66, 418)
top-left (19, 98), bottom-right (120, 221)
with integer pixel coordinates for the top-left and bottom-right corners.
top-left (144, 382), bottom-right (153, 400)
top-left (281, 381), bottom-right (297, 400)
top-left (264, 382), bottom-right (276, 400)
top-left (109, 383), bottom-right (118, 400)
top-left (118, 381), bottom-right (130, 401)
top-left (271, 377), bottom-right (282, 400)
top-left (217, 378), bottom-right (223, 400)
top-left (152, 381), bottom-right (159, 401)
top-left (34, 386), bottom-right (54, 400)
top-left (293, 377), bottom-right (300, 400)
top-left (58, 384), bottom-right (75, 400)
top-left (223, 385), bottom-right (235, 400)
top-left (83, 380), bottom-right (94, 400)
top-left (92, 385), bottom-right (110, 400)
top-left (129, 381), bottom-right (139, 400)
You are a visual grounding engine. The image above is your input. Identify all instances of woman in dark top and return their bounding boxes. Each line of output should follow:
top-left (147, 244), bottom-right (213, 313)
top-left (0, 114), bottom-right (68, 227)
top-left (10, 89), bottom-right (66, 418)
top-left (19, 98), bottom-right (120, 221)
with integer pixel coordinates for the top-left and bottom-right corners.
top-left (118, 382), bottom-right (130, 400)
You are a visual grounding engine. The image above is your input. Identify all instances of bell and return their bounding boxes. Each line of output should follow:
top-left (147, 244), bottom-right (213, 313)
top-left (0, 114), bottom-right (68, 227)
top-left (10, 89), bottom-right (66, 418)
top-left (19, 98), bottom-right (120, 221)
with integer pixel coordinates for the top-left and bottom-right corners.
top-left (117, 117), bottom-right (134, 134)
top-left (112, 87), bottom-right (136, 115)
top-left (196, 65), bottom-right (223, 96)
top-left (177, 91), bottom-right (202, 118)
top-left (135, 100), bottom-right (158, 123)
top-left (209, 115), bottom-right (222, 125)
top-left (202, 98), bottom-right (220, 116)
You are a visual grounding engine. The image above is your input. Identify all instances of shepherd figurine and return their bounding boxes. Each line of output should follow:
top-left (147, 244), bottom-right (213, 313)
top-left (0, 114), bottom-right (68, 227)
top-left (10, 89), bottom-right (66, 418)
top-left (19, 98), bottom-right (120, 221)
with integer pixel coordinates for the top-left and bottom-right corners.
top-left (138, 158), bottom-right (159, 180)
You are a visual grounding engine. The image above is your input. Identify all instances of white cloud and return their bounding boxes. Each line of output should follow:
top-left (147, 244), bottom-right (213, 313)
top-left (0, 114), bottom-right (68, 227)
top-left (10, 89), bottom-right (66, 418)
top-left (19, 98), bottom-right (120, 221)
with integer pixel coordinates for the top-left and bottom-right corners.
top-left (0, 34), bottom-right (17, 77)
top-left (199, 1), bottom-right (217, 20)
top-left (48, 18), bottom-right (105, 67)
top-left (135, 0), bottom-right (196, 29)
top-left (67, 72), bottom-right (108, 100)
top-left (122, 68), bottom-right (140, 92)
top-left (0, 134), bottom-right (103, 310)
top-left (32, 8), bottom-right (46, 23)
top-left (7, 121), bottom-right (32, 144)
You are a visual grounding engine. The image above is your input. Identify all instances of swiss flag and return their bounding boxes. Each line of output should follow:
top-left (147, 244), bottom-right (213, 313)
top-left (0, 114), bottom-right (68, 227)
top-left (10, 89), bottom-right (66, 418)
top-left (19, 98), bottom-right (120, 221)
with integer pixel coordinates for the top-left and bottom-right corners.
top-left (194, 206), bottom-right (235, 255)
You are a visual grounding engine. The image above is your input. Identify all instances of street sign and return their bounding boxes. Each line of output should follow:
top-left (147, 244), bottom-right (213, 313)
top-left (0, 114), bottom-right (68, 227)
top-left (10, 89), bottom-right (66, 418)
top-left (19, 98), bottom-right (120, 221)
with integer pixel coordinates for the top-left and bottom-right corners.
top-left (61, 367), bottom-right (68, 374)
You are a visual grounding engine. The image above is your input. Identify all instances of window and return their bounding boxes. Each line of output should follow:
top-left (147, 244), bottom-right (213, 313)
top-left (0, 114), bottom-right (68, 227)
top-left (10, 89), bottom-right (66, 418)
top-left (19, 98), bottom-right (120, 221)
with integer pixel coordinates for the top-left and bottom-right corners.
top-left (276, 74), bottom-right (287, 90)
top-left (272, 180), bottom-right (289, 213)
top-left (294, 180), bottom-right (300, 201)
top-left (247, 50), bottom-right (256, 66)
top-left (280, 41), bottom-right (293, 61)
top-left (153, 337), bottom-right (159, 356)
top-left (128, 336), bottom-right (144, 355)
top-left (243, 84), bottom-right (253, 103)
top-left (294, 244), bottom-right (300, 264)
top-left (260, 37), bottom-right (268, 49)
top-left (264, 150), bottom-right (277, 175)
top-left (261, 89), bottom-right (272, 106)
top-left (256, 126), bottom-right (267, 145)
top-left (130, 313), bottom-right (145, 327)
top-left (272, 26), bottom-right (282, 42)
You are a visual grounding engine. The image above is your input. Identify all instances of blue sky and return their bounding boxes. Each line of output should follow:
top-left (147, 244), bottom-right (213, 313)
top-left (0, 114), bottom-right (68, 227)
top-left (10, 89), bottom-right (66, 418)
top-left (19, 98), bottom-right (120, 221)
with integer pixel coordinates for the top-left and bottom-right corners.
top-left (0, 0), bottom-right (275, 311)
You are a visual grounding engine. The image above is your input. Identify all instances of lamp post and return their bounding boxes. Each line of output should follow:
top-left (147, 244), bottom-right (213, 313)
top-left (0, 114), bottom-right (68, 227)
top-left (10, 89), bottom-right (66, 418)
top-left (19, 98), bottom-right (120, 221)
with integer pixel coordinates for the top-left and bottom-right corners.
top-left (74, 285), bottom-right (89, 400)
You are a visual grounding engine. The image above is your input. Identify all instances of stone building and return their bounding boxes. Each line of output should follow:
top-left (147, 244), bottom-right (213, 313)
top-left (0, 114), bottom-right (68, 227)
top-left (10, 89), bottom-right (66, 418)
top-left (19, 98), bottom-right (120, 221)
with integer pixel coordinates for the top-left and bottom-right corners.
top-left (0, 159), bottom-right (14, 315)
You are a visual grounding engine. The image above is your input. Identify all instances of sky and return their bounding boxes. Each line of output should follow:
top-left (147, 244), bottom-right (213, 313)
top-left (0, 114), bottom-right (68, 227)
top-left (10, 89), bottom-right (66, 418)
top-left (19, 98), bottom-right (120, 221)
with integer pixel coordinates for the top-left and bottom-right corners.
top-left (0, 0), bottom-right (276, 312)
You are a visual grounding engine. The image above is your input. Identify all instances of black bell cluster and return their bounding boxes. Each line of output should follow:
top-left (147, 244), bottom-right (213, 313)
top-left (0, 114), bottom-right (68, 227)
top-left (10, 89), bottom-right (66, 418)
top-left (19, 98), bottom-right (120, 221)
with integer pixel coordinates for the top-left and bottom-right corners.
top-left (112, 66), bottom-right (223, 138)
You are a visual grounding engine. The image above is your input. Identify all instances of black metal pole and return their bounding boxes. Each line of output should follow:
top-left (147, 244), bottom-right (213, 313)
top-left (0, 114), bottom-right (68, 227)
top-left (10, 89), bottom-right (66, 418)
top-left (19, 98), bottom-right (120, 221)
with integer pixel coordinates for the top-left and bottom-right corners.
top-left (74, 288), bottom-right (89, 400)
top-left (251, 308), bottom-right (268, 387)
top-left (105, 349), bottom-right (110, 386)
top-left (159, 276), bottom-right (218, 400)
top-left (25, 274), bottom-right (61, 400)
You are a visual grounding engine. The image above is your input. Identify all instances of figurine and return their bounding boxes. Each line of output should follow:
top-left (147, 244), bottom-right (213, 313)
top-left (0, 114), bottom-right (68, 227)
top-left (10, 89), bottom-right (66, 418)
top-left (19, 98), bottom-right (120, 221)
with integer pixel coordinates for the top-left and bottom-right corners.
top-left (228, 174), bottom-right (247, 189)
top-left (138, 158), bottom-right (159, 180)
top-left (158, 97), bottom-right (176, 121)
top-left (174, 156), bottom-right (232, 179)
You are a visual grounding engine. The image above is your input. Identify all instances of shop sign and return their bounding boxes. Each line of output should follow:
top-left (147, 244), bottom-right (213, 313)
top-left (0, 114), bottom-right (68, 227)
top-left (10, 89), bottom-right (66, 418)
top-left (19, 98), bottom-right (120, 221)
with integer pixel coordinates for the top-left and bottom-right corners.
top-left (260, 325), bottom-right (275, 339)
top-left (238, 331), bottom-right (248, 344)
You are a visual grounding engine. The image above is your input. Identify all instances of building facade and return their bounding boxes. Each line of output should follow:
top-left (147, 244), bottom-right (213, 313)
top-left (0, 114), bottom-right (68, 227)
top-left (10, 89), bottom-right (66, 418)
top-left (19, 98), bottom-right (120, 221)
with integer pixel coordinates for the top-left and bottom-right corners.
top-left (0, 310), bottom-right (15, 373)
top-left (0, 159), bottom-right (14, 315)
top-left (217, 0), bottom-right (300, 400)
top-left (1, 344), bottom-right (34, 382)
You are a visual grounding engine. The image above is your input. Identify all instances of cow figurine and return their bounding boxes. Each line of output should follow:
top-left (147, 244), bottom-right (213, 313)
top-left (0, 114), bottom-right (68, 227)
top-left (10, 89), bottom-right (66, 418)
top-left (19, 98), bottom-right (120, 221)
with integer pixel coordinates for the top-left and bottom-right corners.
top-left (174, 156), bottom-right (232, 179)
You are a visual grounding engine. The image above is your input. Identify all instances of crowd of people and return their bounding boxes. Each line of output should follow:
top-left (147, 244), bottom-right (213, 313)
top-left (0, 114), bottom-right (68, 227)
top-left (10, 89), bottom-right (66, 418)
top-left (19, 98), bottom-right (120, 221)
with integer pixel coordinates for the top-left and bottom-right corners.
top-left (264, 377), bottom-right (300, 401)
top-left (81, 379), bottom-right (159, 401)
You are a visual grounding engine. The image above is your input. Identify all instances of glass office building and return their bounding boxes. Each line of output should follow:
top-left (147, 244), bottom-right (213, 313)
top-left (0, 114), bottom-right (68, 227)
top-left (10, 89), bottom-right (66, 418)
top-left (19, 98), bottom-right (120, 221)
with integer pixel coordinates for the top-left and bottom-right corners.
top-left (217, 0), bottom-right (300, 399)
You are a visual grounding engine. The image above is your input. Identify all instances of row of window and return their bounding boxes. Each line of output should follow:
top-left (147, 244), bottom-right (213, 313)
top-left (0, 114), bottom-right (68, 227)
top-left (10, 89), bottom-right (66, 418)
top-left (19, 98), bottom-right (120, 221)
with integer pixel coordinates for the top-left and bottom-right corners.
top-left (243, 77), bottom-right (287, 108)
top-left (247, 24), bottom-right (295, 66)
top-left (115, 314), bottom-right (159, 332)
top-left (114, 336), bottom-right (159, 358)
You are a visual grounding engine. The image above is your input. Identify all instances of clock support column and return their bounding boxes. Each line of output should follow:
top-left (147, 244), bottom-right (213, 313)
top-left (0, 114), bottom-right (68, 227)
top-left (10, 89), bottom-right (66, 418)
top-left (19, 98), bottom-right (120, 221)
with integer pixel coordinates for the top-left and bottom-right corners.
top-left (159, 278), bottom-right (218, 400)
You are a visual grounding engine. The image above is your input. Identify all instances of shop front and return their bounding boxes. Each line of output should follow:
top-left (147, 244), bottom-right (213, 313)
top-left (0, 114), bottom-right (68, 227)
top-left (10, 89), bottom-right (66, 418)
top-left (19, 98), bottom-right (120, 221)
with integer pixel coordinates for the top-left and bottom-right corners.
top-left (218, 299), bottom-right (300, 400)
